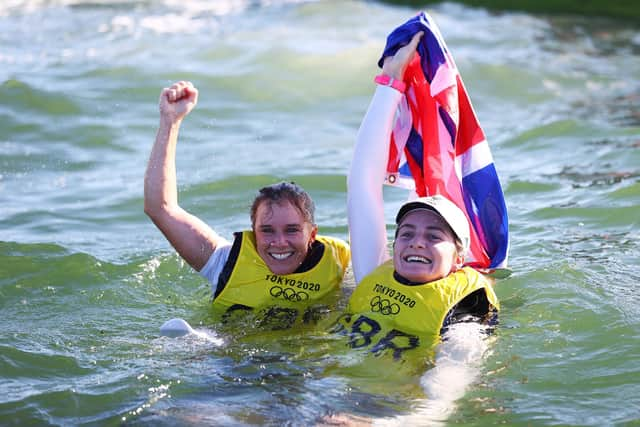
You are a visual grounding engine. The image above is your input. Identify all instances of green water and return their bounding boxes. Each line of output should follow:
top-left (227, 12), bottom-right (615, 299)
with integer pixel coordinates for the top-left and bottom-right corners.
top-left (1, 1), bottom-right (639, 425)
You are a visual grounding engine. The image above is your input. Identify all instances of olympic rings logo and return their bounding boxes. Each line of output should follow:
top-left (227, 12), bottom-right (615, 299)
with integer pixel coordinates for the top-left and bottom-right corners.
top-left (370, 296), bottom-right (400, 315)
top-left (270, 286), bottom-right (309, 302)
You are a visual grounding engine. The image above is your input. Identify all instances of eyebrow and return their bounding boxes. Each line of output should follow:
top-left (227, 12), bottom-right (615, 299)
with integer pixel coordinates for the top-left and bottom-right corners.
top-left (397, 223), bottom-right (416, 231)
top-left (259, 223), bottom-right (302, 229)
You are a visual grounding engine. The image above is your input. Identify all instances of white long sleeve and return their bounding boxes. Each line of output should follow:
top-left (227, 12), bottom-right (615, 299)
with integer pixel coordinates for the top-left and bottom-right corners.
top-left (347, 86), bottom-right (404, 284)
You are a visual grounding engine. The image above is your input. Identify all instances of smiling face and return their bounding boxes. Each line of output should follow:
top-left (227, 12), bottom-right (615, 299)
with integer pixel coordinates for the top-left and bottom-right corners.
top-left (253, 200), bottom-right (317, 275)
top-left (393, 209), bottom-right (463, 283)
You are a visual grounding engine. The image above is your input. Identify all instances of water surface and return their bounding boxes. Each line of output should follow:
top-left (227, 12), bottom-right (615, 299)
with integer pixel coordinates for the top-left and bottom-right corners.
top-left (1, 1), bottom-right (639, 425)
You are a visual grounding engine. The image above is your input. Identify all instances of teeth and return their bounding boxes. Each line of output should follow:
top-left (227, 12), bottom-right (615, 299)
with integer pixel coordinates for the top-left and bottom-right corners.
top-left (405, 255), bottom-right (430, 264)
top-left (270, 252), bottom-right (293, 260)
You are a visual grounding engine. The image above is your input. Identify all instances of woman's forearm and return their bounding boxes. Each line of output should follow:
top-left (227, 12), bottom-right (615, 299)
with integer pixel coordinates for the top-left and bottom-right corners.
top-left (347, 86), bottom-right (403, 283)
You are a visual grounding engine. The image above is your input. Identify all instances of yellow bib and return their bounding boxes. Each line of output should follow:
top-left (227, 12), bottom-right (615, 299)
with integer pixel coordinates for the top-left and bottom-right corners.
top-left (334, 262), bottom-right (499, 359)
top-left (213, 231), bottom-right (350, 328)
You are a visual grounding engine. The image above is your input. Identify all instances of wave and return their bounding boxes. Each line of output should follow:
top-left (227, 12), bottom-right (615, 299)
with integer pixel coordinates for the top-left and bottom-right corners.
top-left (0, 0), bottom-right (317, 18)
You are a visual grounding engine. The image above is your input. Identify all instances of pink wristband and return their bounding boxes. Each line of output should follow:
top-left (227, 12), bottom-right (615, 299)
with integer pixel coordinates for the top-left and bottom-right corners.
top-left (374, 74), bottom-right (406, 94)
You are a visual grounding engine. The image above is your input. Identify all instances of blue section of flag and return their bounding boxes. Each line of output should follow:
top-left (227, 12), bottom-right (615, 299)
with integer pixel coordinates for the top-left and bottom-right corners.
top-left (378, 15), bottom-right (447, 84)
top-left (462, 165), bottom-right (509, 268)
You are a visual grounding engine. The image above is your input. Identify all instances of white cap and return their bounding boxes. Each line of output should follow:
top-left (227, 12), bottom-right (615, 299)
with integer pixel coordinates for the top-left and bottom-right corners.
top-left (395, 195), bottom-right (470, 252)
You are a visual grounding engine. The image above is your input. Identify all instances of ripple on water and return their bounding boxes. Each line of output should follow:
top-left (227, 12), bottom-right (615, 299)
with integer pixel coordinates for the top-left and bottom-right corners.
top-left (1, 2), bottom-right (639, 426)
top-left (0, 79), bottom-right (81, 116)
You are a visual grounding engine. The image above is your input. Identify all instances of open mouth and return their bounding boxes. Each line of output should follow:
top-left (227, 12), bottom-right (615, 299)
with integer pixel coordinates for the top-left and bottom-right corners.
top-left (269, 251), bottom-right (294, 260)
top-left (404, 255), bottom-right (431, 264)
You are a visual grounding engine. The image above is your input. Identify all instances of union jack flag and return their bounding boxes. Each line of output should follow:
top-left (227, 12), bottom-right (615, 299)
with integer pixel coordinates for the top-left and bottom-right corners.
top-left (381, 12), bottom-right (509, 269)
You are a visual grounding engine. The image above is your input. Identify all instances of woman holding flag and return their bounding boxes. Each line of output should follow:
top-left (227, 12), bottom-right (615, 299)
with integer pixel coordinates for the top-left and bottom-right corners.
top-left (322, 13), bottom-right (509, 424)
top-left (322, 15), bottom-right (509, 424)
top-left (339, 12), bottom-right (509, 362)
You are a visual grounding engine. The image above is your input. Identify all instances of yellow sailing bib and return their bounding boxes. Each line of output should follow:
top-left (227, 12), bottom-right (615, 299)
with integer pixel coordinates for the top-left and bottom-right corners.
top-left (213, 231), bottom-right (350, 328)
top-left (333, 261), bottom-right (499, 359)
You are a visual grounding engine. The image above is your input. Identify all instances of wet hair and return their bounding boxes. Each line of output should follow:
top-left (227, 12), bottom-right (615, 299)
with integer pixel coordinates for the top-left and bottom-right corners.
top-left (250, 181), bottom-right (316, 228)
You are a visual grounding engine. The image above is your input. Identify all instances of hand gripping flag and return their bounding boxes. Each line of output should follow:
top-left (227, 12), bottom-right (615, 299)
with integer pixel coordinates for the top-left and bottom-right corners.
top-left (380, 12), bottom-right (509, 269)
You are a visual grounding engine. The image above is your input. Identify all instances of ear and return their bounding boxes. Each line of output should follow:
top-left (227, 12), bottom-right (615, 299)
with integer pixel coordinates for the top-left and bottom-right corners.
top-left (309, 224), bottom-right (318, 243)
top-left (453, 253), bottom-right (464, 270)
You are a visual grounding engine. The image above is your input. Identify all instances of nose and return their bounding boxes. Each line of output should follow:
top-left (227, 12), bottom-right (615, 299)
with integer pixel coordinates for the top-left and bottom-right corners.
top-left (408, 235), bottom-right (426, 248)
top-left (270, 231), bottom-right (288, 246)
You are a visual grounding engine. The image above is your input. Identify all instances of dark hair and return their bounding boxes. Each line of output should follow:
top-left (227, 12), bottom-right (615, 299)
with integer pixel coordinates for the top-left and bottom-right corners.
top-left (250, 181), bottom-right (315, 228)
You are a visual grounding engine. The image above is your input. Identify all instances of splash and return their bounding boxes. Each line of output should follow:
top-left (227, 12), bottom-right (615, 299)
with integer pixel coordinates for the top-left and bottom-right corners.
top-left (375, 322), bottom-right (492, 426)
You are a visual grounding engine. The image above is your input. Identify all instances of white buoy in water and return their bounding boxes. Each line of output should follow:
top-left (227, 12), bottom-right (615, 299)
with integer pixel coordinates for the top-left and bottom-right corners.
top-left (160, 318), bottom-right (195, 337)
top-left (159, 318), bottom-right (224, 345)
